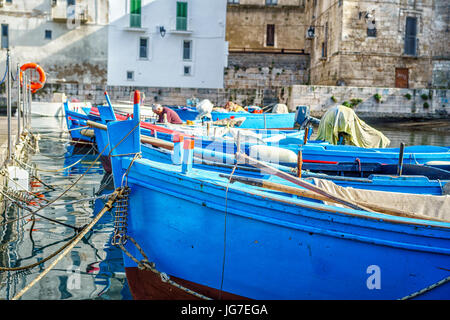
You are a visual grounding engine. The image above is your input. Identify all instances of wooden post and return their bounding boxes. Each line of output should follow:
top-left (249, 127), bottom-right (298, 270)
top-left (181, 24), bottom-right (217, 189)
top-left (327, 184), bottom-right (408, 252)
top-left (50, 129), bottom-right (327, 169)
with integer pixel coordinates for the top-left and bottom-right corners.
top-left (297, 150), bottom-right (302, 178)
top-left (397, 142), bottom-right (405, 176)
top-left (303, 126), bottom-right (309, 145)
top-left (6, 49), bottom-right (11, 162)
top-left (16, 64), bottom-right (21, 140)
top-left (182, 139), bottom-right (194, 174)
top-left (171, 134), bottom-right (184, 165)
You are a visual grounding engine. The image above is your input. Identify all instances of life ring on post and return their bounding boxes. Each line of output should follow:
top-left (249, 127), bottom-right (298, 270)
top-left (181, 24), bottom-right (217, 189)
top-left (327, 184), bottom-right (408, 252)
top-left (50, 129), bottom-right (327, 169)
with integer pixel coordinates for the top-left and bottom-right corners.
top-left (19, 63), bottom-right (46, 93)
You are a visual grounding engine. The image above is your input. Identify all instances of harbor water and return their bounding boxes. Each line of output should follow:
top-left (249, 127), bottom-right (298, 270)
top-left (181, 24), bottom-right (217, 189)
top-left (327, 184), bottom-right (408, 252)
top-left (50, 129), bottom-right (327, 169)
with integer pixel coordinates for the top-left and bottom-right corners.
top-left (0, 116), bottom-right (449, 300)
top-left (0, 116), bottom-right (131, 300)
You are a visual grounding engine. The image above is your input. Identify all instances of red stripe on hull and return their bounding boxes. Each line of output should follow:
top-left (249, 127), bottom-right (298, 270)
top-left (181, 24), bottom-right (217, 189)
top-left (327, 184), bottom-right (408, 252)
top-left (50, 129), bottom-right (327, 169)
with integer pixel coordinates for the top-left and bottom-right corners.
top-left (125, 267), bottom-right (248, 300)
top-left (302, 159), bottom-right (338, 164)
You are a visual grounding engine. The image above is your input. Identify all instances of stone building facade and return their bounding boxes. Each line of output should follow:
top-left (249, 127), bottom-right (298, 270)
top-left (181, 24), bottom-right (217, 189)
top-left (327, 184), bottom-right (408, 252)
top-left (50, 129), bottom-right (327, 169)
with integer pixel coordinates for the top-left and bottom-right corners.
top-left (226, 0), bottom-right (307, 53)
top-left (0, 0), bottom-right (109, 86)
top-left (0, 0), bottom-right (448, 110)
top-left (225, 0), bottom-right (309, 103)
top-left (306, 0), bottom-right (450, 89)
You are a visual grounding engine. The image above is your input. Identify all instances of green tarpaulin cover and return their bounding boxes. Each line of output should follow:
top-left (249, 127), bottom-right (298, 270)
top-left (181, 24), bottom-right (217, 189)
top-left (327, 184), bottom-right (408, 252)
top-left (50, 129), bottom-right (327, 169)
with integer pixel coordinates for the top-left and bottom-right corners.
top-left (316, 105), bottom-right (390, 148)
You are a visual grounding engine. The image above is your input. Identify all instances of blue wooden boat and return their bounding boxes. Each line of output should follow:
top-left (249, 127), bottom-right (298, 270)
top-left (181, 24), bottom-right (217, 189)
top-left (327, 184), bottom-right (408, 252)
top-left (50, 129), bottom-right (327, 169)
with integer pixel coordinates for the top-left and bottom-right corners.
top-left (86, 98), bottom-right (450, 196)
top-left (66, 93), bottom-right (449, 189)
top-left (63, 101), bottom-right (98, 143)
top-left (149, 116), bottom-right (450, 168)
top-left (74, 97), bottom-right (450, 172)
top-left (103, 93), bottom-right (450, 300)
top-left (291, 142), bottom-right (450, 166)
top-left (170, 104), bottom-right (450, 165)
top-left (169, 105), bottom-right (296, 129)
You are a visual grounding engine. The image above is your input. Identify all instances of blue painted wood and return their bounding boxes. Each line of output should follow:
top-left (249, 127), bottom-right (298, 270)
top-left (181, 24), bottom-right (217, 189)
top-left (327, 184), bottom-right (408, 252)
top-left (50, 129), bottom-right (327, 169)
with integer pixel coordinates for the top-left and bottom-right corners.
top-left (291, 141), bottom-right (450, 166)
top-left (169, 106), bottom-right (296, 129)
top-left (105, 109), bottom-right (450, 299)
top-left (63, 102), bottom-right (105, 144)
top-left (82, 102), bottom-right (449, 195)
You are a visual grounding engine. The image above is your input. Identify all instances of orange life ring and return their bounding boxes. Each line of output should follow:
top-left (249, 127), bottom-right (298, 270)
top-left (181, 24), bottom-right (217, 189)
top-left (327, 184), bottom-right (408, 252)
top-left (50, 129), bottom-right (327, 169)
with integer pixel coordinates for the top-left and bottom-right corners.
top-left (19, 63), bottom-right (46, 93)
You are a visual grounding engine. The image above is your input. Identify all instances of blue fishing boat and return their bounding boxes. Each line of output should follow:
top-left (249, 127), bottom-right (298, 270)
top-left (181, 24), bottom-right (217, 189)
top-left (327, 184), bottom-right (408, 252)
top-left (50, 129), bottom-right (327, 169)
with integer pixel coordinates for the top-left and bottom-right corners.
top-left (69, 95), bottom-right (450, 174)
top-left (291, 142), bottom-right (450, 166)
top-left (169, 105), bottom-right (296, 129)
top-left (145, 110), bottom-right (450, 168)
top-left (103, 92), bottom-right (450, 300)
top-left (86, 96), bottom-right (449, 195)
top-left (63, 101), bottom-right (98, 143)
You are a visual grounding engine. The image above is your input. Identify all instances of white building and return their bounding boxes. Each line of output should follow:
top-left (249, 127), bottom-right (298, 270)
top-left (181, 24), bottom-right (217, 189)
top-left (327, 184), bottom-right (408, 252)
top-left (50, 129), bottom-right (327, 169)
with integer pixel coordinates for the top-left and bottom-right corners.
top-left (107, 0), bottom-right (228, 89)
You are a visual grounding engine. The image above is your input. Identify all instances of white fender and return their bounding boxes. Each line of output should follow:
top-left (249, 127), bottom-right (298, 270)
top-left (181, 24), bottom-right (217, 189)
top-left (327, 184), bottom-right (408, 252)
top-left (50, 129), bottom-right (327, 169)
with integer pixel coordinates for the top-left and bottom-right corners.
top-left (249, 145), bottom-right (298, 164)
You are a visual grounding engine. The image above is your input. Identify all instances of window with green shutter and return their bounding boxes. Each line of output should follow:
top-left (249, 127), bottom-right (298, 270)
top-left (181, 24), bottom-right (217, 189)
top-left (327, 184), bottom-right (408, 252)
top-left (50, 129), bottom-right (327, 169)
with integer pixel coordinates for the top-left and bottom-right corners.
top-left (130, 0), bottom-right (141, 28)
top-left (176, 2), bottom-right (188, 31)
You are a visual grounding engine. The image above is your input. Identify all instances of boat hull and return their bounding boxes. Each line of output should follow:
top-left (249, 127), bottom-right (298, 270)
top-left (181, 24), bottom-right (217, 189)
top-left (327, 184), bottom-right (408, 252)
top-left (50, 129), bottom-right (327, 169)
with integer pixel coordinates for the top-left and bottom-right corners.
top-left (125, 267), bottom-right (247, 300)
top-left (118, 159), bottom-right (450, 300)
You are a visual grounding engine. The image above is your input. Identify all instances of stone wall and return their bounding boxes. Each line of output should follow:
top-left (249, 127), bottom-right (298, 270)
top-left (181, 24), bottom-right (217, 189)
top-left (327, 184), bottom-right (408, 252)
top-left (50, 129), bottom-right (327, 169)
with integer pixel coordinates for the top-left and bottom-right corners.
top-left (288, 85), bottom-right (450, 120)
top-left (306, 0), bottom-right (450, 89)
top-left (226, 1), bottom-right (306, 51)
top-left (23, 51), bottom-right (309, 108)
top-left (30, 82), bottom-right (292, 109)
top-left (432, 60), bottom-right (450, 89)
top-left (225, 52), bottom-right (309, 89)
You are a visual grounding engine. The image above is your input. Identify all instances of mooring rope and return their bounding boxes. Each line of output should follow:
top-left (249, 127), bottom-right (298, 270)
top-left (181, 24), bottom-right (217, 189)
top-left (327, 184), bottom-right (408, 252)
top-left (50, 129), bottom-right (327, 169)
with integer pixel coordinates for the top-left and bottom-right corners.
top-left (1, 121), bottom-right (144, 298)
top-left (12, 160), bottom-right (57, 191)
top-left (219, 162), bottom-right (238, 300)
top-left (10, 188), bottom-right (124, 300)
top-left (12, 145), bottom-right (95, 173)
top-left (118, 235), bottom-right (212, 300)
top-left (0, 143), bottom-right (109, 229)
top-left (399, 275), bottom-right (450, 300)
top-left (0, 187), bottom-right (83, 233)
top-left (37, 135), bottom-right (95, 145)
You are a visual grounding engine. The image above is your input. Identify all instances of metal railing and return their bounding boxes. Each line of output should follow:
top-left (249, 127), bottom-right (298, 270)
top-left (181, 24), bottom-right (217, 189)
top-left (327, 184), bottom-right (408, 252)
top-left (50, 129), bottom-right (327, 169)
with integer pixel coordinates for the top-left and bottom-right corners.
top-left (176, 17), bottom-right (187, 31)
top-left (130, 13), bottom-right (141, 28)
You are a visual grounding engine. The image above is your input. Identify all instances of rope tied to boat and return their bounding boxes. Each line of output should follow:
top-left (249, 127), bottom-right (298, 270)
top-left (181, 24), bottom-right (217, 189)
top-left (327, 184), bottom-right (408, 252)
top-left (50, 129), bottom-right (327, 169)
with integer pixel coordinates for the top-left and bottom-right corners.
top-left (9, 187), bottom-right (125, 300)
top-left (399, 275), bottom-right (450, 300)
top-left (117, 234), bottom-right (212, 300)
top-left (12, 145), bottom-right (96, 173)
top-left (110, 183), bottom-right (212, 300)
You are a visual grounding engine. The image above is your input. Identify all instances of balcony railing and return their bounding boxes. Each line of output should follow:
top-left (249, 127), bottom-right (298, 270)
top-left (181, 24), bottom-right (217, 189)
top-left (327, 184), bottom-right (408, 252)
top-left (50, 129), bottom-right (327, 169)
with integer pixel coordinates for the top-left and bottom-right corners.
top-left (51, 4), bottom-right (88, 23)
top-left (130, 13), bottom-right (142, 28)
top-left (176, 17), bottom-right (187, 31)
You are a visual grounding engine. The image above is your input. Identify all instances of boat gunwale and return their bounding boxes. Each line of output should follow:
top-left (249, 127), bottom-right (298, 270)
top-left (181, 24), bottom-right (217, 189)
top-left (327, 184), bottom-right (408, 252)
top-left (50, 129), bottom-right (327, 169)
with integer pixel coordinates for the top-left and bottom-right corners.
top-left (117, 156), bottom-right (450, 255)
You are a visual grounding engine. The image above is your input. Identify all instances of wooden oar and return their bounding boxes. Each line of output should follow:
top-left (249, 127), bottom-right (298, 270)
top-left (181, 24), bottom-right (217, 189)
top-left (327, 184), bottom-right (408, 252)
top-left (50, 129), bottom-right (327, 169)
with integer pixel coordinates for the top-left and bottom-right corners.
top-left (222, 174), bottom-right (444, 222)
top-left (397, 142), bottom-right (405, 176)
top-left (236, 152), bottom-right (376, 213)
